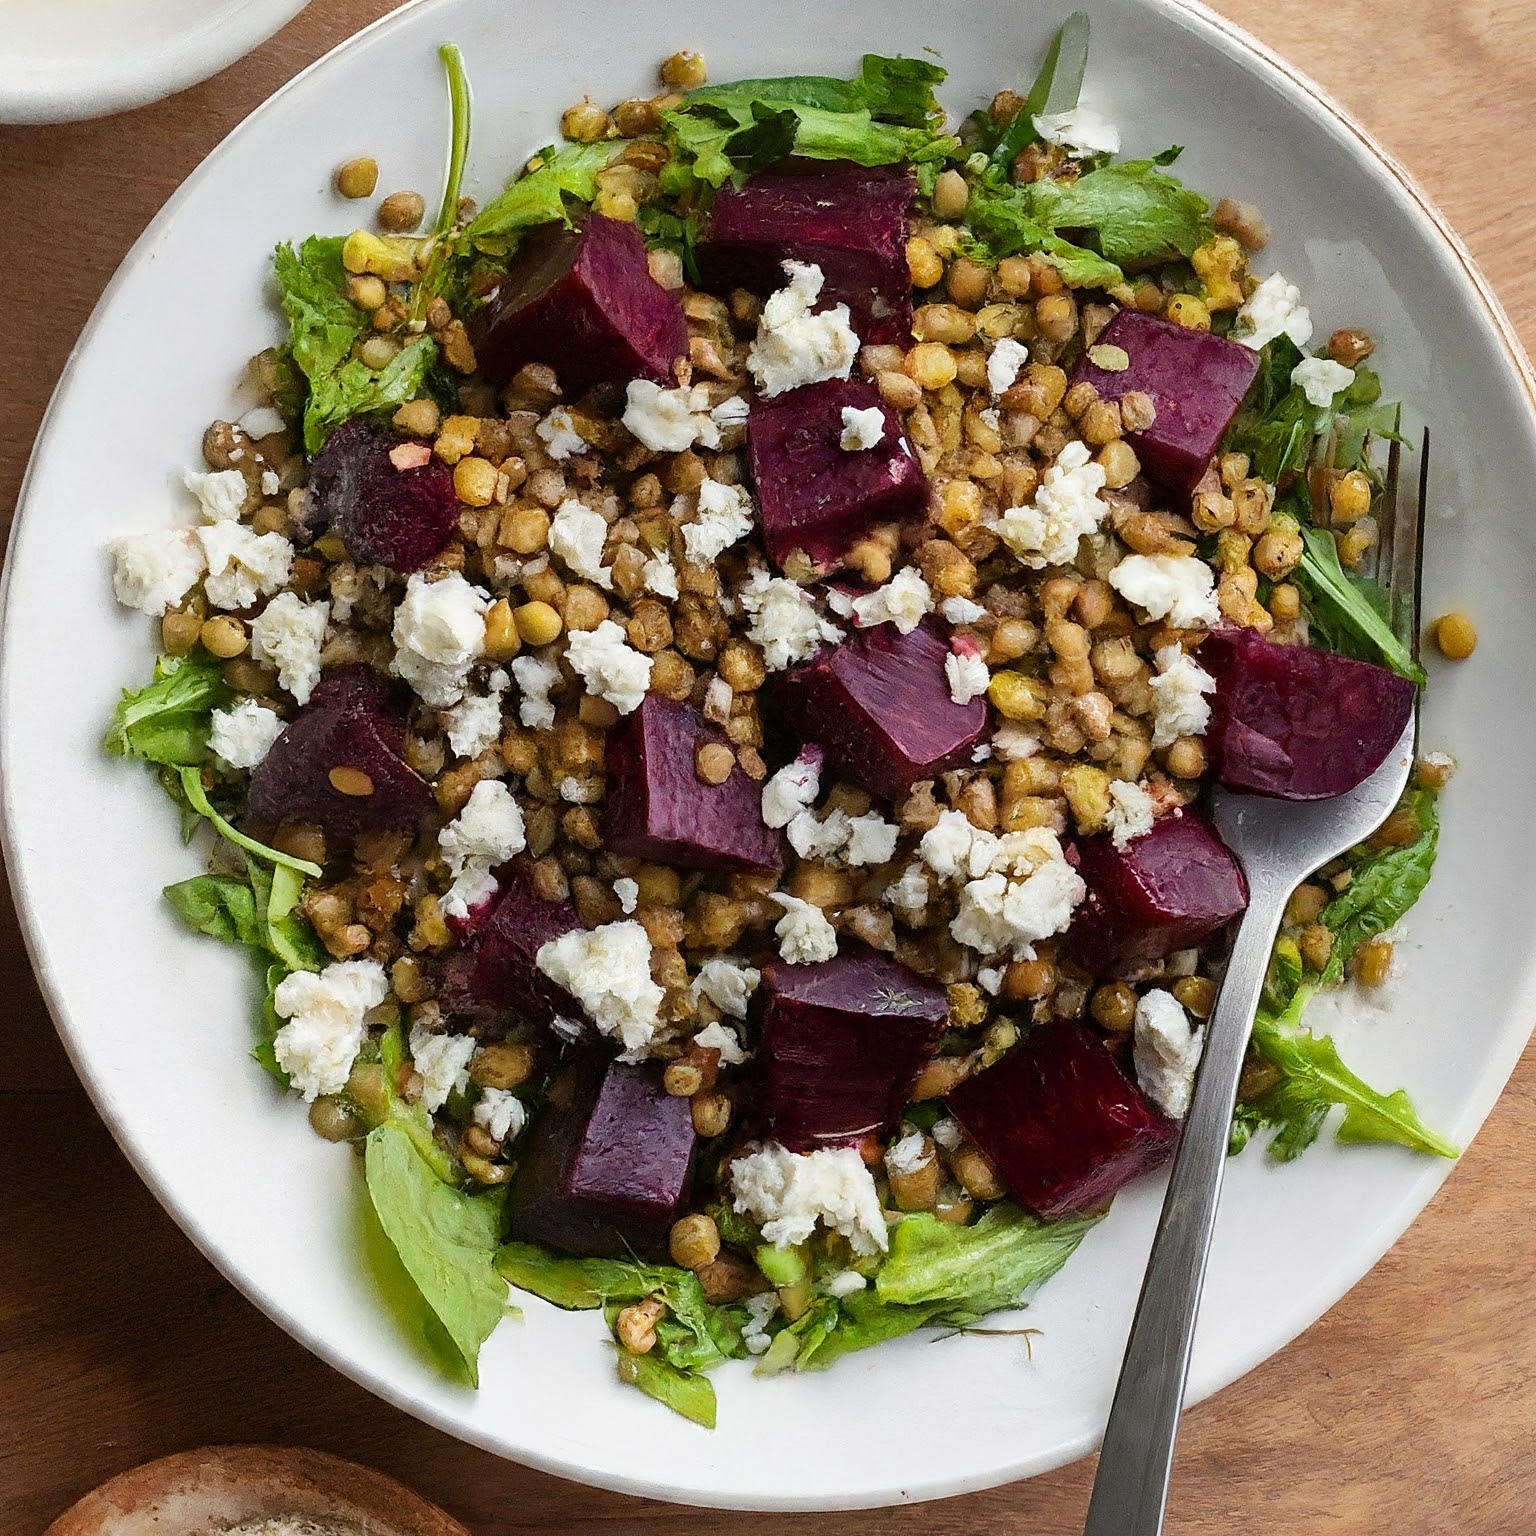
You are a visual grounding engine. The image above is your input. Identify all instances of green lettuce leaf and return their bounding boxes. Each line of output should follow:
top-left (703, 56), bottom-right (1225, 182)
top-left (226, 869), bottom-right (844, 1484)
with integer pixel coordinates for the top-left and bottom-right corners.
top-left (1297, 524), bottom-right (1425, 684)
top-left (962, 181), bottom-right (1123, 288)
top-left (301, 334), bottom-right (438, 456)
top-left (364, 1122), bottom-right (509, 1385)
top-left (616, 1348), bottom-right (718, 1430)
top-left (1023, 159), bottom-right (1214, 266)
top-left (465, 142), bottom-right (621, 246)
top-left (105, 653), bottom-right (231, 766)
top-left (163, 874), bottom-right (264, 948)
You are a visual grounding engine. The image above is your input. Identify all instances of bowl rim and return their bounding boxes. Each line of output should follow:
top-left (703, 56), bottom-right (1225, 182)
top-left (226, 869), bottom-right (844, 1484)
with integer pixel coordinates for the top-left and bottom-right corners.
top-left (5, 0), bottom-right (1536, 1510)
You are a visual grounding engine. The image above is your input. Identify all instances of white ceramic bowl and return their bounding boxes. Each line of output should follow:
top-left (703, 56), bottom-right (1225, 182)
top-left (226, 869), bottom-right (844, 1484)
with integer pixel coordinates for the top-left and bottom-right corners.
top-left (5, 0), bottom-right (1535, 1511)
top-left (0, 0), bottom-right (311, 124)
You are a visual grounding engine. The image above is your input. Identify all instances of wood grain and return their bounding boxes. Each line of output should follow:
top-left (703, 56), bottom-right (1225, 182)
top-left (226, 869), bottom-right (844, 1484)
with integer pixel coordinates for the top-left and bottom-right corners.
top-left (3, 3), bottom-right (1535, 1531)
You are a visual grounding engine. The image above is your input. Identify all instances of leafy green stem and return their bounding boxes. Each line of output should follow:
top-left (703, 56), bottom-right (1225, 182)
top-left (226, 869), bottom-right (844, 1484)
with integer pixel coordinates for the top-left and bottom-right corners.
top-left (433, 43), bottom-right (472, 240)
top-left (177, 767), bottom-right (322, 879)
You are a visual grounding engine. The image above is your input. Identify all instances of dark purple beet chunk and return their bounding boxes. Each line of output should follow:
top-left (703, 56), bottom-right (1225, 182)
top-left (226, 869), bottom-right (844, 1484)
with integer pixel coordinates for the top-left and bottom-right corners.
top-left (467, 858), bottom-right (589, 1032)
top-left (697, 161), bottom-right (915, 345)
top-left (747, 378), bottom-right (928, 567)
top-left (471, 214), bottom-right (688, 394)
top-left (1067, 809), bottom-right (1249, 978)
top-left (947, 1020), bottom-right (1180, 1218)
top-left (760, 946), bottom-right (948, 1150)
top-left (307, 419), bottom-right (458, 573)
top-left (773, 618), bottom-right (988, 803)
top-left (605, 695), bottom-right (781, 874)
top-left (1199, 628), bottom-right (1417, 800)
top-left (507, 1049), bottom-right (697, 1260)
top-left (245, 664), bottom-right (432, 849)
top-left (1071, 310), bottom-right (1260, 499)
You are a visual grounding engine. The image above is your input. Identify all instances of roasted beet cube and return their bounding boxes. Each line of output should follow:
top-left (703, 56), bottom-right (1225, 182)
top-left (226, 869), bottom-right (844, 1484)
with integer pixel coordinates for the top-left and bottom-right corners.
top-left (507, 1049), bottom-right (697, 1260)
top-left (697, 161), bottom-right (915, 345)
top-left (605, 694), bottom-right (781, 874)
top-left (245, 665), bottom-right (431, 849)
top-left (948, 1020), bottom-right (1180, 1217)
top-left (760, 947), bottom-right (948, 1149)
top-left (1199, 628), bottom-right (1417, 800)
top-left (1067, 809), bottom-right (1249, 978)
top-left (747, 378), bottom-right (928, 567)
top-left (466, 858), bottom-right (589, 1032)
top-left (773, 618), bottom-right (988, 803)
top-left (471, 214), bottom-right (688, 394)
top-left (307, 419), bottom-right (458, 573)
top-left (1071, 310), bottom-right (1260, 498)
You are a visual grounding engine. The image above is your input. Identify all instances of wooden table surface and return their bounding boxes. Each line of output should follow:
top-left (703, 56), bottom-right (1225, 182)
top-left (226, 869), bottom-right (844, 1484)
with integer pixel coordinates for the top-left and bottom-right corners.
top-left (4, 2), bottom-right (1535, 1530)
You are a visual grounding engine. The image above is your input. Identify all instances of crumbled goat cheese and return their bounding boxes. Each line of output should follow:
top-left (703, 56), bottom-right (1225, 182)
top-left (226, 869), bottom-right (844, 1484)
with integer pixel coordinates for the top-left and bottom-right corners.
top-left (826, 587), bottom-right (856, 619)
top-left (747, 260), bottom-right (860, 397)
top-left (510, 653), bottom-right (562, 730)
top-left (613, 877), bottom-right (639, 914)
top-left (995, 441), bottom-right (1108, 568)
top-left (987, 335), bottom-right (1028, 397)
top-left (771, 893), bottom-right (839, 964)
top-left (250, 592), bottom-right (328, 704)
top-left (198, 522), bottom-right (294, 610)
top-left (851, 566), bottom-right (933, 633)
top-left (536, 920), bottom-right (664, 1058)
top-left (844, 812), bottom-right (900, 867)
top-left (109, 529), bottom-right (206, 615)
top-left (642, 550), bottom-right (679, 599)
top-left (1292, 355), bottom-right (1356, 408)
top-left (1106, 779), bottom-right (1157, 849)
top-left (548, 499), bottom-right (613, 589)
top-left (741, 1290), bottom-right (779, 1354)
top-left (702, 674), bottom-right (733, 725)
top-left (951, 855), bottom-right (1086, 959)
top-left (711, 395), bottom-right (751, 430)
top-left (931, 1116), bottom-right (965, 1150)
top-left (825, 1270), bottom-right (868, 1298)
top-left (473, 1084), bottom-right (527, 1143)
top-left (621, 380), bottom-right (723, 452)
top-left (885, 1129), bottom-right (933, 1176)
top-left (788, 807), bottom-right (852, 862)
top-left (730, 1143), bottom-right (888, 1255)
top-left (1133, 988), bottom-right (1205, 1120)
top-left (183, 466), bottom-right (249, 521)
top-left (535, 406), bottom-right (588, 461)
top-left (886, 863), bottom-right (931, 912)
top-left (693, 1020), bottom-right (749, 1066)
top-left (942, 596), bottom-right (987, 624)
top-left (409, 1023), bottom-right (477, 1112)
top-left (565, 619), bottom-right (653, 715)
top-left (1149, 644), bottom-right (1216, 747)
top-left (839, 404), bottom-right (886, 451)
top-left (920, 809), bottom-right (1000, 883)
top-left (559, 776), bottom-right (602, 803)
top-left (740, 570), bottom-right (842, 670)
top-left (442, 669), bottom-right (508, 759)
top-left (238, 404), bottom-right (287, 440)
top-left (972, 742), bottom-right (993, 764)
top-left (690, 955), bottom-right (761, 1018)
top-left (260, 469), bottom-right (281, 497)
top-left (439, 779), bottom-right (526, 917)
top-left (1108, 553), bottom-right (1220, 630)
top-left (272, 959), bottom-right (388, 1101)
top-left (1231, 270), bottom-right (1314, 351)
top-left (391, 570), bottom-right (489, 706)
top-left (1032, 105), bottom-right (1122, 157)
top-left (681, 478), bottom-right (755, 564)
top-left (209, 699), bottom-right (285, 770)
top-left (977, 967), bottom-right (1004, 995)
top-left (992, 723), bottom-right (1041, 761)
top-left (946, 650), bottom-right (991, 705)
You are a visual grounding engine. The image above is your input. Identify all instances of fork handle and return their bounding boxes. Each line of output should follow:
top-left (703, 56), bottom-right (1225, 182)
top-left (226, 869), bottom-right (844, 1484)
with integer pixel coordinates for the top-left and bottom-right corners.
top-left (1083, 892), bottom-right (1288, 1536)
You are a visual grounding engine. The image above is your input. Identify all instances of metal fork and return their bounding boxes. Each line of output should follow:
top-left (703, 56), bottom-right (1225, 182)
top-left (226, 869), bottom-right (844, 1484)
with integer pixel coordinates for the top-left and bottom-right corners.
top-left (1083, 432), bottom-right (1428, 1536)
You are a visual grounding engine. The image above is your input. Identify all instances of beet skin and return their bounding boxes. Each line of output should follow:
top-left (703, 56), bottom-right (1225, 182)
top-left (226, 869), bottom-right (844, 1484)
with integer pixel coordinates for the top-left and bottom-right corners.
top-left (472, 214), bottom-right (688, 393)
top-left (747, 378), bottom-right (928, 568)
top-left (947, 1019), bottom-right (1180, 1218)
top-left (760, 946), bottom-right (949, 1149)
top-left (773, 617), bottom-right (988, 803)
top-left (605, 694), bottom-right (781, 874)
top-left (1071, 310), bottom-right (1260, 499)
top-left (1200, 627), bottom-right (1417, 800)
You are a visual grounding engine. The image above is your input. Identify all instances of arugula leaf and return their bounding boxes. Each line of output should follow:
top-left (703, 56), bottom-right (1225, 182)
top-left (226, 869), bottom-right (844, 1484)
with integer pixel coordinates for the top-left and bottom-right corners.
top-left (1024, 159), bottom-right (1214, 266)
top-left (273, 236), bottom-right (366, 385)
top-left (681, 54), bottom-right (947, 127)
top-left (616, 1348), bottom-right (718, 1430)
top-left (465, 142), bottom-right (621, 246)
top-left (301, 334), bottom-right (438, 456)
top-left (963, 180), bottom-right (1123, 288)
top-left (253, 960), bottom-right (291, 1084)
top-left (992, 10), bottom-right (1091, 167)
top-left (105, 653), bottom-right (231, 766)
top-left (1297, 525), bottom-right (1425, 684)
top-left (163, 874), bottom-right (264, 947)
top-left (364, 1122), bottom-right (509, 1386)
top-left (350, 1022), bottom-right (459, 1182)
top-left (176, 767), bottom-right (323, 879)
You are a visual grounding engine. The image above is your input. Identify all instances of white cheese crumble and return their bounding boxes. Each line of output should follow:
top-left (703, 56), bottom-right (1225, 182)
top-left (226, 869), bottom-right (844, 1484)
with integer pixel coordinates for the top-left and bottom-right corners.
top-left (621, 380), bottom-right (724, 453)
top-left (771, 893), bottom-right (839, 964)
top-left (951, 855), bottom-right (1085, 960)
top-left (942, 596), bottom-right (987, 624)
top-left (825, 1269), bottom-right (868, 1298)
top-left (730, 1143), bottom-right (888, 1255)
top-left (271, 959), bottom-right (388, 1101)
top-left (510, 652), bottom-right (562, 730)
top-left (474, 1084), bottom-right (527, 1143)
top-left (931, 1116), bottom-right (965, 1150)
top-left (762, 748), bottom-right (823, 828)
top-left (693, 1019), bottom-right (749, 1066)
top-left (740, 570), bottom-right (842, 670)
top-left (642, 550), bottom-right (679, 599)
top-left (391, 570), bottom-right (489, 706)
top-left (535, 920), bottom-right (665, 1059)
top-left (564, 618), bottom-right (653, 715)
top-left (1032, 105), bottom-right (1122, 157)
top-left (109, 529), bottom-right (206, 615)
top-left (183, 466), bottom-right (249, 522)
top-left (945, 650), bottom-right (990, 705)
top-left (197, 522), bottom-right (294, 610)
top-left (987, 335), bottom-right (1029, 397)
top-left (613, 877), bottom-right (640, 914)
top-left (547, 498), bottom-right (613, 589)
top-left (886, 862), bottom-right (930, 913)
top-left (995, 440), bottom-right (1108, 568)
top-left (682, 478), bottom-right (755, 564)
top-left (703, 674), bottom-right (733, 725)
top-left (1231, 271), bottom-right (1314, 351)
top-left (851, 566), bottom-right (933, 633)
top-left (1105, 779), bottom-right (1156, 849)
top-left (1108, 553), bottom-right (1221, 630)
top-left (442, 669), bottom-right (508, 759)
top-left (741, 1290), bottom-right (779, 1354)
top-left (787, 807), bottom-right (851, 862)
top-left (885, 1129), bottom-right (933, 1176)
top-left (1291, 355), bottom-right (1356, 408)
top-left (992, 722), bottom-right (1041, 761)
top-left (238, 404), bottom-right (287, 440)
top-left (1133, 988), bottom-right (1205, 1120)
top-left (844, 811), bottom-right (900, 867)
top-left (690, 954), bottom-right (761, 1019)
top-left (260, 469), bottom-right (282, 497)
top-left (209, 699), bottom-right (285, 770)
top-left (409, 1023), bottom-right (477, 1112)
top-left (839, 404), bottom-right (887, 451)
top-left (1149, 644), bottom-right (1216, 748)
top-left (535, 406), bottom-right (588, 461)
top-left (439, 779), bottom-right (526, 918)
top-left (746, 260), bottom-right (860, 398)
top-left (250, 592), bottom-right (329, 705)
